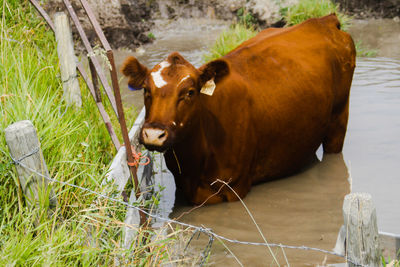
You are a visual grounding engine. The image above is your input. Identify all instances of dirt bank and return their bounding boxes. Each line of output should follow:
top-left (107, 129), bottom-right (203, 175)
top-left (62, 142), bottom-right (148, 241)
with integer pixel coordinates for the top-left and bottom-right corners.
top-left (45, 0), bottom-right (400, 49)
top-left (44, 0), bottom-right (297, 49)
top-left (334, 0), bottom-right (400, 18)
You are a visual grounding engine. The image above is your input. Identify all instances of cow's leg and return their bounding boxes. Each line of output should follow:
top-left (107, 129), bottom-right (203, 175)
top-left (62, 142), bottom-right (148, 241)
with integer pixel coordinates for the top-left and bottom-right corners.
top-left (323, 99), bottom-right (349, 153)
top-left (193, 185), bottom-right (224, 204)
top-left (192, 182), bottom-right (250, 204)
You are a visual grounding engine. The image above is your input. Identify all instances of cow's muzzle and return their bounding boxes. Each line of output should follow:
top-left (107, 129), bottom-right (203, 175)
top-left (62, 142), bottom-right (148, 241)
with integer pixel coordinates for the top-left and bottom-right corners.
top-left (142, 127), bottom-right (168, 145)
top-left (140, 124), bottom-right (172, 152)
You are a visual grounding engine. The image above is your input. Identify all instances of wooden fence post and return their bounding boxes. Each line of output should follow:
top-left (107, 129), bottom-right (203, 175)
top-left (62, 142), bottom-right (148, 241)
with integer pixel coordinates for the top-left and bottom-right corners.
top-left (342, 193), bottom-right (381, 266)
top-left (53, 12), bottom-right (82, 107)
top-left (5, 120), bottom-right (57, 211)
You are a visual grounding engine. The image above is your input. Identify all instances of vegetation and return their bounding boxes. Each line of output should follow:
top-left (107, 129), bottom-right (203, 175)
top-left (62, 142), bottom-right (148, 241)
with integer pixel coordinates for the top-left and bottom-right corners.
top-left (203, 23), bottom-right (257, 62)
top-left (204, 0), bottom-right (376, 62)
top-left (236, 7), bottom-right (258, 28)
top-left (281, 0), bottom-right (378, 56)
top-left (281, 0), bottom-right (352, 31)
top-left (147, 32), bottom-right (156, 40)
top-left (382, 250), bottom-right (400, 267)
top-left (0, 0), bottom-right (193, 265)
top-left (382, 259), bottom-right (400, 267)
top-left (355, 40), bottom-right (378, 57)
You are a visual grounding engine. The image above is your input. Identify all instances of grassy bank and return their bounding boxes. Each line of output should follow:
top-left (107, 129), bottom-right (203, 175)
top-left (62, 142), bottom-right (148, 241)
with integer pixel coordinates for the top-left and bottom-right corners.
top-left (0, 1), bottom-right (193, 265)
top-left (204, 0), bottom-right (375, 62)
top-left (203, 23), bottom-right (257, 63)
top-left (281, 0), bottom-right (352, 30)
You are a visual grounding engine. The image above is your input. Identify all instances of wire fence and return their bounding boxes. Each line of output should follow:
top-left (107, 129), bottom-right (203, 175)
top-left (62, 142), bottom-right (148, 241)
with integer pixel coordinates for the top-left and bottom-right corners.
top-left (8, 148), bottom-right (363, 266)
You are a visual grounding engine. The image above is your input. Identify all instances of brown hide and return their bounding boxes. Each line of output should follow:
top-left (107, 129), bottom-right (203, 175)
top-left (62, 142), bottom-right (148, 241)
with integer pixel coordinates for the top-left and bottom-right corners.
top-left (121, 14), bottom-right (356, 204)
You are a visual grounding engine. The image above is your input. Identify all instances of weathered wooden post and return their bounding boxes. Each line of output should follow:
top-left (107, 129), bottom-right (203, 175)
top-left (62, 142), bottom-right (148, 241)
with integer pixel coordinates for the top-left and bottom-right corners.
top-left (53, 12), bottom-right (82, 107)
top-left (342, 193), bottom-right (381, 266)
top-left (5, 120), bottom-right (57, 211)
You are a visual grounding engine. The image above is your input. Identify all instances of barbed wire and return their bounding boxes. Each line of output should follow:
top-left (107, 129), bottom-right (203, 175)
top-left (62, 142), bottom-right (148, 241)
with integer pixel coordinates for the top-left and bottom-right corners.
top-left (8, 149), bottom-right (363, 266)
top-left (14, 146), bottom-right (40, 162)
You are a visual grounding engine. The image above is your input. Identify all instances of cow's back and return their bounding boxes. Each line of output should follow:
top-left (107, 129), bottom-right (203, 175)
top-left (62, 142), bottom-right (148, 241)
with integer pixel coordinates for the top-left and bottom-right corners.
top-left (201, 14), bottom-right (355, 183)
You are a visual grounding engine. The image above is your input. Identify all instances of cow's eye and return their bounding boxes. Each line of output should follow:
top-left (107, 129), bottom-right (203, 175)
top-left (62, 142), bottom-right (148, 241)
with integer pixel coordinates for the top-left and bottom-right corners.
top-left (186, 89), bottom-right (195, 98)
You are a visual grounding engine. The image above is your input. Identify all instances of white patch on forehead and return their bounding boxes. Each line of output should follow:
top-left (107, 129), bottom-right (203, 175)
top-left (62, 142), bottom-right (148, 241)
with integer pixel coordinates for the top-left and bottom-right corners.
top-left (178, 75), bottom-right (190, 86)
top-left (151, 61), bottom-right (170, 88)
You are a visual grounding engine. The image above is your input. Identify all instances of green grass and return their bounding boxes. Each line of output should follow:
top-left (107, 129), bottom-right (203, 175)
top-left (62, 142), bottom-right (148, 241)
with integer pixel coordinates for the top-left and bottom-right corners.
top-left (282, 0), bottom-right (377, 56)
top-left (0, 0), bottom-right (195, 265)
top-left (236, 7), bottom-right (258, 28)
top-left (282, 0), bottom-right (352, 31)
top-left (355, 40), bottom-right (378, 57)
top-left (203, 23), bottom-right (257, 62)
top-left (382, 259), bottom-right (400, 267)
top-left (204, 0), bottom-right (376, 62)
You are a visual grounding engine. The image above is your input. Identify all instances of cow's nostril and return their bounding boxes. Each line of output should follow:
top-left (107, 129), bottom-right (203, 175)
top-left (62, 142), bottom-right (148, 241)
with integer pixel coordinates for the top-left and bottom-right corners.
top-left (145, 131), bottom-right (148, 138)
top-left (158, 132), bottom-right (166, 139)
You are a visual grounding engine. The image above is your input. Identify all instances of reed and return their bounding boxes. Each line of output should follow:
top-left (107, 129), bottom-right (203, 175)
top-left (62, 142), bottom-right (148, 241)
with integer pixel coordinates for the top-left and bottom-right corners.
top-left (282, 0), bottom-right (352, 31)
top-left (203, 23), bottom-right (257, 62)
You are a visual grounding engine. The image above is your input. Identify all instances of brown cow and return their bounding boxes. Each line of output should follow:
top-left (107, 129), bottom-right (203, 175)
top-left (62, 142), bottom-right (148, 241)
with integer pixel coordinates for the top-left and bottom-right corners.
top-left (121, 14), bottom-right (356, 204)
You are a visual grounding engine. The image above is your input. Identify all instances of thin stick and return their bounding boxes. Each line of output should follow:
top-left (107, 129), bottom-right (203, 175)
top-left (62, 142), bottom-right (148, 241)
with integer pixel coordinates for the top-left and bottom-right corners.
top-left (175, 181), bottom-right (228, 221)
top-left (172, 149), bottom-right (182, 174)
top-left (211, 179), bottom-right (280, 266)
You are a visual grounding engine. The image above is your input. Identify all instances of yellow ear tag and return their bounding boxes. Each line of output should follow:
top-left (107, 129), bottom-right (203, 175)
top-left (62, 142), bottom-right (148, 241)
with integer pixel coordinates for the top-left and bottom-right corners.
top-left (200, 79), bottom-right (216, 96)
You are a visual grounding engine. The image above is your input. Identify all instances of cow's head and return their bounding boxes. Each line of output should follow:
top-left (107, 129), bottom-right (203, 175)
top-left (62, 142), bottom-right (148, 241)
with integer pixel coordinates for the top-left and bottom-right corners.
top-left (121, 52), bottom-right (229, 152)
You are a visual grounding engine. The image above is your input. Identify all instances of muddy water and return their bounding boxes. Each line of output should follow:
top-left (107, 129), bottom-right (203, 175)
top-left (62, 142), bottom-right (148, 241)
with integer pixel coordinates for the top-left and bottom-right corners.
top-left (173, 153), bottom-right (350, 266)
top-left (349, 18), bottom-right (400, 58)
top-left (115, 18), bottom-right (400, 265)
top-left (343, 56), bottom-right (400, 234)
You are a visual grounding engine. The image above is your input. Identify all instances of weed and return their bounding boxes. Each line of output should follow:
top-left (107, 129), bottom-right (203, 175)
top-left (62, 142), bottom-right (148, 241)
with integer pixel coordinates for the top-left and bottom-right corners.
top-left (147, 32), bottom-right (155, 40)
top-left (355, 40), bottom-right (378, 57)
top-left (205, 1), bottom-right (373, 62)
top-left (236, 7), bottom-right (257, 28)
top-left (203, 23), bottom-right (257, 62)
top-left (283, 0), bottom-right (352, 31)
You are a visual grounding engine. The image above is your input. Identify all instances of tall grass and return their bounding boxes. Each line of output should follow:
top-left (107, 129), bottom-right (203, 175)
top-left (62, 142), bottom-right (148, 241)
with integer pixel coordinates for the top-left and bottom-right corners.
top-left (0, 1), bottom-right (194, 265)
top-left (282, 0), bottom-right (378, 56)
top-left (203, 0), bottom-right (351, 63)
top-left (382, 259), bottom-right (400, 267)
top-left (282, 0), bottom-right (352, 31)
top-left (204, 0), bottom-right (375, 62)
top-left (203, 23), bottom-right (257, 62)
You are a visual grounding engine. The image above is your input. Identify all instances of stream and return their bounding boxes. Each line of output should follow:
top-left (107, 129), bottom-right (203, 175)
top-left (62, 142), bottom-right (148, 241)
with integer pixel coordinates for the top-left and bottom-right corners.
top-left (114, 18), bottom-right (400, 265)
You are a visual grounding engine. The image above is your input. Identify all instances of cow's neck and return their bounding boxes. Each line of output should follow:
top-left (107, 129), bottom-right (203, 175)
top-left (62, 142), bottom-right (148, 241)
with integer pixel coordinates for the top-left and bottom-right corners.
top-left (174, 114), bottom-right (205, 162)
top-left (171, 105), bottom-right (222, 173)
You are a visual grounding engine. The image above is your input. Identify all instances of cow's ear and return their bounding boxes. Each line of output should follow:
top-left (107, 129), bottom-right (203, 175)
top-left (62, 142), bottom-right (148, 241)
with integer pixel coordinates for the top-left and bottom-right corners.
top-left (198, 59), bottom-right (230, 88)
top-left (121, 56), bottom-right (149, 90)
